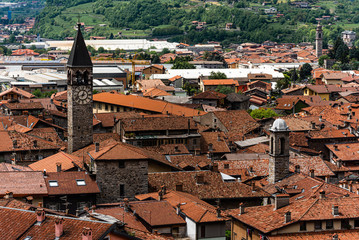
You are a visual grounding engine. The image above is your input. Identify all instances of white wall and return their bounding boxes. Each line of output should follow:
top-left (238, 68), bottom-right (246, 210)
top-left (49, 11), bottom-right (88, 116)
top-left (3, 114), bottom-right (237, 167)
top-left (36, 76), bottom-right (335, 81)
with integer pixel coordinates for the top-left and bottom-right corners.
top-left (186, 217), bottom-right (197, 240)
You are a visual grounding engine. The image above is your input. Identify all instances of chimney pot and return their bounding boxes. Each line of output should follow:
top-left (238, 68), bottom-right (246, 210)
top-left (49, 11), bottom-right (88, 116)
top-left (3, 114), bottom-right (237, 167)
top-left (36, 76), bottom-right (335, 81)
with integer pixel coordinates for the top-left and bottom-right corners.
top-left (55, 217), bottom-right (64, 238)
top-left (319, 190), bottom-right (325, 199)
top-left (56, 162), bottom-right (61, 172)
top-left (36, 208), bottom-right (45, 223)
top-left (82, 227), bottom-right (93, 240)
top-left (239, 202), bottom-right (245, 215)
top-left (4, 191), bottom-right (13, 199)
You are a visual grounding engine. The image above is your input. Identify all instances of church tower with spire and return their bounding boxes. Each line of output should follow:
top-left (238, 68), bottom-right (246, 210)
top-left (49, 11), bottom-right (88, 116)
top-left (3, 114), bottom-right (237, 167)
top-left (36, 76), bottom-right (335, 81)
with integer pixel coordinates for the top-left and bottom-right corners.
top-left (316, 22), bottom-right (323, 58)
top-left (67, 23), bottom-right (93, 153)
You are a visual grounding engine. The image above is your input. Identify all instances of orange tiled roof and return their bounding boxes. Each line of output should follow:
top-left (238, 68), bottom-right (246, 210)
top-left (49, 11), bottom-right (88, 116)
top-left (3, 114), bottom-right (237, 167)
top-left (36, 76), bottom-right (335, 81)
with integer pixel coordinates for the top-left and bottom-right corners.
top-left (0, 87), bottom-right (35, 99)
top-left (29, 151), bottom-right (83, 172)
top-left (93, 92), bottom-right (204, 117)
top-left (202, 79), bottom-right (239, 86)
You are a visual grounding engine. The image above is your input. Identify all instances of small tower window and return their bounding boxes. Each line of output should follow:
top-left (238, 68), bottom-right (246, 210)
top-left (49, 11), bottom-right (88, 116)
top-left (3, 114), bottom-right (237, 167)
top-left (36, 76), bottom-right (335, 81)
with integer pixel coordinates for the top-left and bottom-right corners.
top-left (270, 137), bottom-right (274, 154)
top-left (280, 138), bottom-right (285, 155)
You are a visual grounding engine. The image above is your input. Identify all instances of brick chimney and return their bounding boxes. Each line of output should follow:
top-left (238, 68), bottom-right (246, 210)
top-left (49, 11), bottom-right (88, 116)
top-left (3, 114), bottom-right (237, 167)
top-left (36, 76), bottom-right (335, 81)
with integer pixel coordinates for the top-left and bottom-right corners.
top-left (319, 190), bottom-right (325, 199)
top-left (239, 202), bottom-right (245, 215)
top-left (275, 194), bottom-right (290, 210)
top-left (124, 198), bottom-right (129, 212)
top-left (284, 211), bottom-right (291, 223)
top-left (54, 217), bottom-right (64, 238)
top-left (56, 162), bottom-right (62, 172)
top-left (95, 142), bottom-right (100, 152)
top-left (332, 205), bottom-right (339, 216)
top-left (3, 191), bottom-right (13, 199)
top-left (36, 208), bottom-right (45, 224)
top-left (82, 227), bottom-right (93, 240)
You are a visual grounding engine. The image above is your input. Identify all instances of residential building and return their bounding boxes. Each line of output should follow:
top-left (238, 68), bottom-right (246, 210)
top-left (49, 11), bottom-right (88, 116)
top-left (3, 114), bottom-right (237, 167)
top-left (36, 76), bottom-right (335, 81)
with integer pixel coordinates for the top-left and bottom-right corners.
top-left (0, 87), bottom-right (34, 100)
top-left (192, 91), bottom-right (227, 107)
top-left (199, 79), bottom-right (239, 93)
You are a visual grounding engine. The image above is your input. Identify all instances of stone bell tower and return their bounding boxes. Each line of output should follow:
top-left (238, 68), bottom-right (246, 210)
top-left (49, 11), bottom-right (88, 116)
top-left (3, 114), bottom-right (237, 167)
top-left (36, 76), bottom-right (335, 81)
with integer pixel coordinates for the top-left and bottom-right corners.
top-left (67, 23), bottom-right (93, 153)
top-left (268, 119), bottom-right (290, 184)
top-left (316, 22), bottom-right (323, 58)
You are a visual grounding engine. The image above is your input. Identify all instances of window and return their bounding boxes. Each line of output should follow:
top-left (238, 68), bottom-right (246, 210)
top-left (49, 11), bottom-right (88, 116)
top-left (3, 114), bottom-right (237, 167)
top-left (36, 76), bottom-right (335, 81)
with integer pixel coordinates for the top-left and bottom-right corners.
top-left (49, 180), bottom-right (58, 187)
top-left (314, 221), bottom-right (322, 230)
top-left (120, 184), bottom-right (125, 197)
top-left (299, 222), bottom-right (306, 231)
top-left (119, 161), bottom-right (125, 168)
top-left (76, 179), bottom-right (86, 186)
top-left (341, 219), bottom-right (350, 229)
top-left (110, 105), bottom-right (114, 112)
top-left (326, 220), bottom-right (333, 229)
top-left (105, 104), bottom-right (108, 111)
top-left (201, 225), bottom-right (206, 238)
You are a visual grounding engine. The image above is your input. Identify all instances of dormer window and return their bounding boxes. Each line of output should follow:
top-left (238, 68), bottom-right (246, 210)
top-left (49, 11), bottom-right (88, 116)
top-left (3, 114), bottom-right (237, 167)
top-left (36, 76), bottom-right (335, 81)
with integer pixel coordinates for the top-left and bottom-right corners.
top-left (49, 180), bottom-right (58, 187)
top-left (76, 179), bottom-right (86, 186)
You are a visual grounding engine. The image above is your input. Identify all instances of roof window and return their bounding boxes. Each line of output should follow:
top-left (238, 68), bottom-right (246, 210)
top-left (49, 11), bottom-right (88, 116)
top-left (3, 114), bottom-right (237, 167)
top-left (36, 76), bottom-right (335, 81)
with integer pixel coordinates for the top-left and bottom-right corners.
top-left (76, 179), bottom-right (86, 186)
top-left (49, 180), bottom-right (58, 187)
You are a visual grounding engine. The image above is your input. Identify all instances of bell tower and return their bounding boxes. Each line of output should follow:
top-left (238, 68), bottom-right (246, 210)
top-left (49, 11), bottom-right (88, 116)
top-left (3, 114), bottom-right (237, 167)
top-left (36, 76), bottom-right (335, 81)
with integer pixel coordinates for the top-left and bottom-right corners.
top-left (67, 23), bottom-right (93, 153)
top-left (316, 22), bottom-right (323, 58)
top-left (268, 119), bottom-right (290, 184)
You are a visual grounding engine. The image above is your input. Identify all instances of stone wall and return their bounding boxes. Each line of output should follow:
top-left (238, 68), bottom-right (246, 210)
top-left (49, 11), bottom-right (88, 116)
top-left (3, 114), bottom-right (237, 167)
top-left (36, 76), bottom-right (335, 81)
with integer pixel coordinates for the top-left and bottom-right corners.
top-left (95, 159), bottom-right (148, 203)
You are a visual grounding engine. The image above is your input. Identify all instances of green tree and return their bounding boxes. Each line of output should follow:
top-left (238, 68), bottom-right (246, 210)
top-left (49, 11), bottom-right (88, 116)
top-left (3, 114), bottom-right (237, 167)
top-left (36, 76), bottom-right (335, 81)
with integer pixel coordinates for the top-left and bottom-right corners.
top-left (209, 71), bottom-right (227, 79)
top-left (299, 63), bottom-right (313, 80)
top-left (250, 108), bottom-right (278, 119)
top-left (172, 57), bottom-right (195, 69)
top-left (215, 85), bottom-right (234, 94)
top-left (291, 68), bottom-right (298, 82)
top-left (276, 73), bottom-right (291, 90)
top-left (98, 47), bottom-right (105, 53)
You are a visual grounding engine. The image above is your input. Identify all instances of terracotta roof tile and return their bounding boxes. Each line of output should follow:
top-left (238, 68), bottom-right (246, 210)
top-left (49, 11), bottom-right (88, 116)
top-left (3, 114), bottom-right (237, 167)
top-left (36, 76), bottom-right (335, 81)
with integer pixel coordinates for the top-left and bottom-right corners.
top-left (192, 91), bottom-right (227, 100)
top-left (148, 171), bottom-right (271, 200)
top-left (44, 171), bottom-right (100, 195)
top-left (0, 171), bottom-right (47, 197)
top-left (29, 151), bottom-right (83, 172)
top-left (0, 87), bottom-right (34, 99)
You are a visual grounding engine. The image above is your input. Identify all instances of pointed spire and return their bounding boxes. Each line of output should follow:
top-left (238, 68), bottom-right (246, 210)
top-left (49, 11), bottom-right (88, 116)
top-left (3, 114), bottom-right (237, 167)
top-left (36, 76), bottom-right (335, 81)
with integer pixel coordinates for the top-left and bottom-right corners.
top-left (67, 23), bottom-right (92, 67)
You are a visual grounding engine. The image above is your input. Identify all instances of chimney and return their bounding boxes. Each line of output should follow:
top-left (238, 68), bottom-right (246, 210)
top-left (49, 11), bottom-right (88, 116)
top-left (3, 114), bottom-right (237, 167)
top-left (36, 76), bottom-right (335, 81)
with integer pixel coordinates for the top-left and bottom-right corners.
top-left (55, 217), bottom-right (64, 238)
top-left (319, 115), bottom-right (322, 122)
top-left (284, 211), bottom-right (291, 223)
top-left (251, 182), bottom-right (256, 191)
top-left (36, 208), bottom-right (45, 224)
top-left (311, 121), bottom-right (315, 129)
top-left (216, 207), bottom-right (221, 218)
top-left (334, 145), bottom-right (338, 151)
top-left (33, 140), bottom-right (37, 148)
top-left (332, 234), bottom-right (338, 240)
top-left (43, 169), bottom-right (47, 177)
top-left (309, 169), bottom-right (315, 178)
top-left (12, 140), bottom-right (17, 148)
top-left (176, 204), bottom-right (181, 215)
top-left (82, 227), bottom-right (93, 240)
top-left (319, 190), bottom-right (325, 199)
top-left (3, 191), bottom-right (13, 199)
top-left (275, 194), bottom-right (290, 210)
top-left (56, 162), bottom-right (61, 172)
top-left (295, 165), bottom-right (300, 173)
top-left (174, 145), bottom-right (179, 152)
top-left (325, 176), bottom-right (330, 183)
top-left (332, 205), bottom-right (339, 216)
top-left (158, 190), bottom-right (163, 201)
top-left (349, 183), bottom-right (353, 192)
top-left (161, 185), bottom-right (166, 195)
top-left (95, 142), bottom-right (100, 152)
top-left (217, 134), bottom-right (221, 141)
top-left (239, 203), bottom-right (245, 215)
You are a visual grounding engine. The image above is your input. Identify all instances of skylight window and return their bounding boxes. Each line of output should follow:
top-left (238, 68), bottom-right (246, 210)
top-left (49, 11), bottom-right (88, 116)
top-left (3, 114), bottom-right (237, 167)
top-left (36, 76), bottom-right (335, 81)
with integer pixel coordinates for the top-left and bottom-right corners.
top-left (76, 179), bottom-right (86, 186)
top-left (49, 180), bottom-right (58, 187)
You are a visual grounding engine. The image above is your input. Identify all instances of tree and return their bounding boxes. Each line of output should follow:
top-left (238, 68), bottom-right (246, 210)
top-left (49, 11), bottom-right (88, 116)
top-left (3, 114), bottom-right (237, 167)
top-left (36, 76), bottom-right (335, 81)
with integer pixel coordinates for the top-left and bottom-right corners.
top-left (299, 63), bottom-right (313, 80)
top-left (209, 71), bottom-right (227, 79)
top-left (250, 108), bottom-right (278, 119)
top-left (98, 47), bottom-right (105, 53)
top-left (276, 73), bottom-right (291, 90)
top-left (291, 68), bottom-right (298, 82)
top-left (215, 85), bottom-right (234, 94)
top-left (172, 56), bottom-right (195, 69)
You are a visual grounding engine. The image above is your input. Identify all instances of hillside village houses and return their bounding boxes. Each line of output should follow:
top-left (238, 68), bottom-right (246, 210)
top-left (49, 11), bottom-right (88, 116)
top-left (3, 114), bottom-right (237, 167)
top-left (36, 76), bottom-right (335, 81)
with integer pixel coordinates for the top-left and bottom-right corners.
top-left (5, 19), bottom-right (359, 240)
